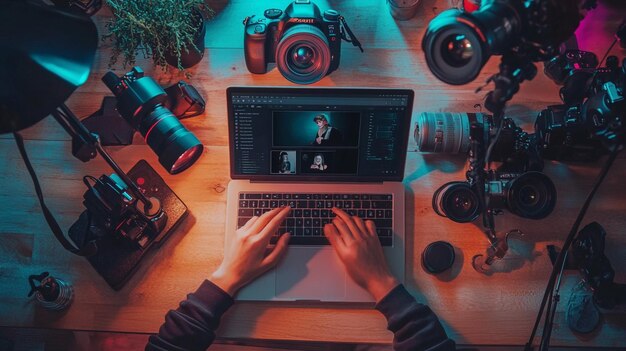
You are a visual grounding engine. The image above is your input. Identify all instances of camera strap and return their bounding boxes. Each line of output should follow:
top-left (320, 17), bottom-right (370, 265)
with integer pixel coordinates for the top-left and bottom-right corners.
top-left (339, 16), bottom-right (363, 53)
top-left (13, 132), bottom-right (98, 257)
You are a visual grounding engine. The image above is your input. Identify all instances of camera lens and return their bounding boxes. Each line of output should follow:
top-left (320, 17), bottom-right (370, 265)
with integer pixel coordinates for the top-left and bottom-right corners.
top-left (103, 72), bottom-right (203, 174)
top-left (416, 112), bottom-right (484, 154)
top-left (290, 45), bottom-right (315, 69)
top-left (276, 25), bottom-right (331, 84)
top-left (422, 4), bottom-right (521, 85)
top-left (506, 171), bottom-right (556, 219)
top-left (141, 105), bottom-right (203, 174)
top-left (441, 34), bottom-right (474, 67)
top-left (432, 181), bottom-right (480, 223)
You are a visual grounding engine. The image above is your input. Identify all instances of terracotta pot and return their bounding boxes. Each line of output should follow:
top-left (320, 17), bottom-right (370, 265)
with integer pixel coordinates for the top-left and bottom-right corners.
top-left (165, 8), bottom-right (206, 69)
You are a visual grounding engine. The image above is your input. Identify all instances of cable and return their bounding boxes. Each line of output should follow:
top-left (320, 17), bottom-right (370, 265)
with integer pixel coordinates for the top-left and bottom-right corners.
top-left (598, 38), bottom-right (617, 68)
top-left (13, 132), bottom-right (98, 257)
top-left (526, 35), bottom-right (621, 350)
top-left (485, 110), bottom-right (505, 171)
top-left (525, 145), bottom-right (619, 350)
top-left (539, 251), bottom-right (568, 350)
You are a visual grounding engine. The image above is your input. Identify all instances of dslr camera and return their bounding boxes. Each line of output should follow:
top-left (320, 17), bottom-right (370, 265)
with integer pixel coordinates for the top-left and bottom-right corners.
top-left (102, 67), bottom-right (204, 174)
top-left (537, 51), bottom-right (626, 160)
top-left (69, 160), bottom-right (188, 290)
top-left (416, 112), bottom-right (556, 223)
top-left (243, 0), bottom-right (362, 85)
top-left (72, 173), bottom-right (167, 251)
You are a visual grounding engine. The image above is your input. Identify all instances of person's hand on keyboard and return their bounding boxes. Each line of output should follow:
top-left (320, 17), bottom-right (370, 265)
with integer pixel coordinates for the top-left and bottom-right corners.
top-left (324, 207), bottom-right (399, 302)
top-left (210, 206), bottom-right (291, 296)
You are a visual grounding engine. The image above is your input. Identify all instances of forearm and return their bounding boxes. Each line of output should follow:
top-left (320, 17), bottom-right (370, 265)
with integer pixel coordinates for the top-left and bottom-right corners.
top-left (375, 284), bottom-right (456, 351)
top-left (146, 280), bottom-right (234, 351)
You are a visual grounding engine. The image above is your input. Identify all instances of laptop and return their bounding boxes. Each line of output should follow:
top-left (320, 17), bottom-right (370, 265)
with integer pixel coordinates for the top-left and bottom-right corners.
top-left (225, 87), bottom-right (414, 302)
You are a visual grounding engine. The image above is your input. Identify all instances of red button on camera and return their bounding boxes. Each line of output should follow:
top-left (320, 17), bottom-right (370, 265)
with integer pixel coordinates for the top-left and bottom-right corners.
top-left (136, 177), bottom-right (145, 186)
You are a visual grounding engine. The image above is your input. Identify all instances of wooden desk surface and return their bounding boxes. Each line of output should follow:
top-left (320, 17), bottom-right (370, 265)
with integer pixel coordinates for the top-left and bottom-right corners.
top-left (1, 0), bottom-right (625, 347)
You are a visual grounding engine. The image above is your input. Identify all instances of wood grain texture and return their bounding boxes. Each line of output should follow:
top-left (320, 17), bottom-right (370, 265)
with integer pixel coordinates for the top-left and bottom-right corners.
top-left (1, 0), bottom-right (625, 347)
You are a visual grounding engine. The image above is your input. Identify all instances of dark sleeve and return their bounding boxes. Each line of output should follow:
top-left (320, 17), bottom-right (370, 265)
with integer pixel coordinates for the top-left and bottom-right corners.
top-left (146, 280), bottom-right (234, 351)
top-left (375, 284), bottom-right (456, 351)
top-left (329, 128), bottom-right (343, 145)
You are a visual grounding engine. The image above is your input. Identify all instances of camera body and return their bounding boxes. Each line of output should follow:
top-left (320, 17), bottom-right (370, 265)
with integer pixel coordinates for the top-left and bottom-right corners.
top-left (103, 67), bottom-right (204, 174)
top-left (535, 104), bottom-right (606, 162)
top-left (244, 0), bottom-right (342, 84)
top-left (485, 170), bottom-right (556, 220)
top-left (544, 49), bottom-right (599, 87)
top-left (539, 51), bottom-right (626, 156)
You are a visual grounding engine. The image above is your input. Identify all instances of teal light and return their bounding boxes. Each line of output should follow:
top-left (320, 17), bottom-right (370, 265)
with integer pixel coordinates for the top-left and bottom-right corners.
top-left (30, 54), bottom-right (91, 86)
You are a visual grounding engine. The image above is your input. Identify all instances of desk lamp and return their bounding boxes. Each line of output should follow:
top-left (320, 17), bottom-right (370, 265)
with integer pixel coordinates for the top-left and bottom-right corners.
top-left (1, 1), bottom-right (194, 289)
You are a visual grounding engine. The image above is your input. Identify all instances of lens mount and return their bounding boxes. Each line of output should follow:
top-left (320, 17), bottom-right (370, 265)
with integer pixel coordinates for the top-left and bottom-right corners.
top-left (432, 181), bottom-right (481, 223)
top-left (276, 25), bottom-right (331, 85)
top-left (506, 171), bottom-right (556, 219)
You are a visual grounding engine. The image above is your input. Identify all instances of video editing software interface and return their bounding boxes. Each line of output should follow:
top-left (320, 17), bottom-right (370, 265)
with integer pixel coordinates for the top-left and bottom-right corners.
top-left (230, 89), bottom-right (411, 179)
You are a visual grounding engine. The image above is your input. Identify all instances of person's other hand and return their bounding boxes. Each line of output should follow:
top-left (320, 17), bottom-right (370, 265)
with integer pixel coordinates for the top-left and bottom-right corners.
top-left (210, 207), bottom-right (291, 296)
top-left (316, 136), bottom-right (322, 144)
top-left (324, 207), bottom-right (399, 302)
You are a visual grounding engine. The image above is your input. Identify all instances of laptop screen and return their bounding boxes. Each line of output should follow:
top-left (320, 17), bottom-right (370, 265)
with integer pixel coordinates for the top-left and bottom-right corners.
top-left (227, 87), bottom-right (414, 182)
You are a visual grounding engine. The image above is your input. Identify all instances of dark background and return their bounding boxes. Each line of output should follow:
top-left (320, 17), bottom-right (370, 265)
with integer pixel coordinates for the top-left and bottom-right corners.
top-left (300, 150), bottom-right (359, 174)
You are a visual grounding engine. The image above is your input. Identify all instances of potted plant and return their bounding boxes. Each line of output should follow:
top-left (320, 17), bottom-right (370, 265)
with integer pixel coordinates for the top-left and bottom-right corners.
top-left (103, 0), bottom-right (213, 72)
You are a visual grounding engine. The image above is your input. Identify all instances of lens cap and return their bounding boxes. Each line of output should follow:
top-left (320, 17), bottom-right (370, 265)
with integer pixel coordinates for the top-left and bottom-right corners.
top-left (422, 241), bottom-right (455, 274)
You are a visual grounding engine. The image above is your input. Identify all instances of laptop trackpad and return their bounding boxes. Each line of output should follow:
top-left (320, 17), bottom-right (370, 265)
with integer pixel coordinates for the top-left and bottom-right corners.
top-left (275, 247), bottom-right (346, 301)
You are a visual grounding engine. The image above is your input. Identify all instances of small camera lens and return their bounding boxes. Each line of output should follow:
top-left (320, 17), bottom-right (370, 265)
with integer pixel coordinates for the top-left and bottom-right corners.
top-left (432, 181), bottom-right (480, 223)
top-left (506, 171), bottom-right (556, 219)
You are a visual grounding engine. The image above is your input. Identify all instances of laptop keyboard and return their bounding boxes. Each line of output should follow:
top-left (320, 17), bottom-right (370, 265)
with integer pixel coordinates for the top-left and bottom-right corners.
top-left (237, 193), bottom-right (393, 246)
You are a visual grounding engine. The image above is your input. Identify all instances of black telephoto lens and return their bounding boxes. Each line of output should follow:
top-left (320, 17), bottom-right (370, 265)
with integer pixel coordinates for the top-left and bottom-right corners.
top-left (506, 171), bottom-right (556, 219)
top-left (422, 1), bottom-right (522, 85)
top-left (432, 181), bottom-right (481, 223)
top-left (139, 106), bottom-right (203, 174)
top-left (103, 69), bottom-right (203, 174)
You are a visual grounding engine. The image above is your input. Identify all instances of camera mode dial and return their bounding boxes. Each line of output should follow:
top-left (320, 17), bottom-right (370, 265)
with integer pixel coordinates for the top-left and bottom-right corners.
top-left (323, 9), bottom-right (339, 21)
top-left (254, 24), bottom-right (266, 34)
top-left (264, 9), bottom-right (282, 19)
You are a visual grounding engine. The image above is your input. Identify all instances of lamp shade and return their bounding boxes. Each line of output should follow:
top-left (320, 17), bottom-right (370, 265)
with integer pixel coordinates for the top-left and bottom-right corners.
top-left (0, 0), bottom-right (98, 134)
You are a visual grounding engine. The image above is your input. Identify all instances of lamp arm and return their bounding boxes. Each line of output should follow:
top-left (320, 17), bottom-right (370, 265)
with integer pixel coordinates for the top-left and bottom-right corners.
top-left (51, 104), bottom-right (152, 209)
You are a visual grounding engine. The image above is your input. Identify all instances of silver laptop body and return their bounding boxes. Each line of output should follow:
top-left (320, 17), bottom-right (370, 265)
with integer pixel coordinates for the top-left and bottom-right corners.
top-left (225, 87), bottom-right (414, 302)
